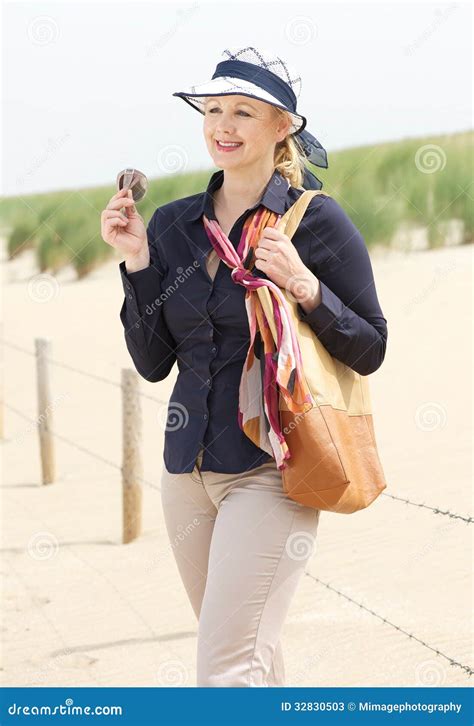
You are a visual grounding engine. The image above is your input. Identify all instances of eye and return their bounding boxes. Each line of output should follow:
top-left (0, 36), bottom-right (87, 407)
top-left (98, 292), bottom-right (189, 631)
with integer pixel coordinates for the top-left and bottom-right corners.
top-left (207, 108), bottom-right (250, 117)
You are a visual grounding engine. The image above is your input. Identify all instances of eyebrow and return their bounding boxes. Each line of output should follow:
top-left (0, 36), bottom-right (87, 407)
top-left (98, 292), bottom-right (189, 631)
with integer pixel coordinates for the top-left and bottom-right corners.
top-left (204, 98), bottom-right (256, 110)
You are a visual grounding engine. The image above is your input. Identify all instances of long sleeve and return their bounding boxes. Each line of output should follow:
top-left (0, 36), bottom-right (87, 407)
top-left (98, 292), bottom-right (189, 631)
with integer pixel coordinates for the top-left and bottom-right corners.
top-left (296, 196), bottom-right (388, 376)
top-left (119, 209), bottom-right (177, 382)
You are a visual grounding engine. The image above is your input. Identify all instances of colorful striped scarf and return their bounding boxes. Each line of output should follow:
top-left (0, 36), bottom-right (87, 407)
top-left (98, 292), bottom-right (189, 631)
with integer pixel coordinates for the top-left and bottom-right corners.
top-left (202, 207), bottom-right (314, 470)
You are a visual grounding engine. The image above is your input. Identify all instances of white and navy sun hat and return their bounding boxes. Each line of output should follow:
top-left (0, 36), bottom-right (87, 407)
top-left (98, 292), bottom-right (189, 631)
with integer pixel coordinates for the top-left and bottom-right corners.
top-left (172, 46), bottom-right (328, 189)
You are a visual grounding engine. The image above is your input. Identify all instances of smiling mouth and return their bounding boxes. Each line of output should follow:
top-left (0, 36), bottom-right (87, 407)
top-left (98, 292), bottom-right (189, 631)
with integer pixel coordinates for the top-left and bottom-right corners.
top-left (215, 140), bottom-right (243, 151)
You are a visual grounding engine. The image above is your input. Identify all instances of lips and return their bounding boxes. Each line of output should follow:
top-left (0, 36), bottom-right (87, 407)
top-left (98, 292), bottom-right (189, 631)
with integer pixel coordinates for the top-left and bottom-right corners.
top-left (215, 140), bottom-right (243, 152)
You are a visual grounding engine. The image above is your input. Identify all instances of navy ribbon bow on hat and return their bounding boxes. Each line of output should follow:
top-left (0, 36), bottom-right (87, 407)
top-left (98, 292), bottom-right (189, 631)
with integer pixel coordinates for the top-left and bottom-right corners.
top-left (294, 129), bottom-right (328, 190)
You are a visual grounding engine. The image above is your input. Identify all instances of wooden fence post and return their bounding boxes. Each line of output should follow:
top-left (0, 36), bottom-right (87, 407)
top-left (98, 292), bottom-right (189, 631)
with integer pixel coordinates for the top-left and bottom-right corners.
top-left (121, 368), bottom-right (143, 543)
top-left (35, 337), bottom-right (55, 484)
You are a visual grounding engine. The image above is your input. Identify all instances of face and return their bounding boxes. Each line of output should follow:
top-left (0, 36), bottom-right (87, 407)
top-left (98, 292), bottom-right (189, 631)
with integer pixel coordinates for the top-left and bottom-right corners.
top-left (202, 94), bottom-right (292, 171)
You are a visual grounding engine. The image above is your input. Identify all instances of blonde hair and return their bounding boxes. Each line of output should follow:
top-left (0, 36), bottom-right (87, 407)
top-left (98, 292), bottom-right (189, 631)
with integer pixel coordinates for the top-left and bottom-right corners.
top-left (272, 107), bottom-right (307, 189)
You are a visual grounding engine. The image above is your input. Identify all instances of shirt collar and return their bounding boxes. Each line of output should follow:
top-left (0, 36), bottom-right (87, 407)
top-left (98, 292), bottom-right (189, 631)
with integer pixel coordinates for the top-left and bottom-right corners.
top-left (183, 168), bottom-right (291, 222)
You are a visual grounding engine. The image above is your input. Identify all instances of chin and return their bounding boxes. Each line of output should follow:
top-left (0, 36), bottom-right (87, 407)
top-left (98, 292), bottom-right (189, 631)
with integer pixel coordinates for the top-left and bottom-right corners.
top-left (211, 157), bottom-right (244, 170)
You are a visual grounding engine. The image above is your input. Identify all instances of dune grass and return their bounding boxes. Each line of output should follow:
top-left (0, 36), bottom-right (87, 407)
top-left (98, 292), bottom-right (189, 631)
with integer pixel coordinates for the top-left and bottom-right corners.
top-left (1, 129), bottom-right (472, 279)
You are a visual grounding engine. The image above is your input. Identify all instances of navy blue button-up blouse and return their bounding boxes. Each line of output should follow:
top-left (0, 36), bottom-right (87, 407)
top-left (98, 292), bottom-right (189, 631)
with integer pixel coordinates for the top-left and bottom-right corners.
top-left (119, 168), bottom-right (388, 474)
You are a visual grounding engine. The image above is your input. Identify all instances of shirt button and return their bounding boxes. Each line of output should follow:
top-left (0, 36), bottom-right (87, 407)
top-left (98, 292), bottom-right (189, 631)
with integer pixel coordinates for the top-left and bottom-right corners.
top-left (206, 378), bottom-right (211, 385)
top-left (203, 413), bottom-right (208, 420)
top-left (128, 294), bottom-right (133, 300)
top-left (211, 346), bottom-right (217, 353)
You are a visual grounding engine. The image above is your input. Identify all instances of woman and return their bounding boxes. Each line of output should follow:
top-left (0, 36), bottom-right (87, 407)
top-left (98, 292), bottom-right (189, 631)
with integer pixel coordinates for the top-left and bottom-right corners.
top-left (101, 46), bottom-right (388, 687)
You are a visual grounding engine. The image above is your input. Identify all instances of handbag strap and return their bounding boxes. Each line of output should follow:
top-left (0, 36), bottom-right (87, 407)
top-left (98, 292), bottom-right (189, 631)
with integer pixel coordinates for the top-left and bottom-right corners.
top-left (277, 189), bottom-right (329, 239)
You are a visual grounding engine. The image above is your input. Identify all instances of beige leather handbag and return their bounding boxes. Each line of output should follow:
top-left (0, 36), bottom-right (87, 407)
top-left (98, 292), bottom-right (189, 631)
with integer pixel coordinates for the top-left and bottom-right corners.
top-left (257, 190), bottom-right (388, 514)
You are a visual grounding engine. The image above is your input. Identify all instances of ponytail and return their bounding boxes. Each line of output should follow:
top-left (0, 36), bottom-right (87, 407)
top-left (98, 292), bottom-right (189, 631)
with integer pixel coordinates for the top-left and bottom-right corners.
top-left (273, 107), bottom-right (307, 189)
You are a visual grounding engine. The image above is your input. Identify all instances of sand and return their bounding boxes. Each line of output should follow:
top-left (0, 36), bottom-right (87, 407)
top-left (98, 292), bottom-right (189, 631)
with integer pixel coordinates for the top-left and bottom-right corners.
top-left (1, 239), bottom-right (472, 687)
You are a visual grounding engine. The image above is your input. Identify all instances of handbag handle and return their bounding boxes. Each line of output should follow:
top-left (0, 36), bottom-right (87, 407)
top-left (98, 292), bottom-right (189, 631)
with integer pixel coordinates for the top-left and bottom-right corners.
top-left (277, 189), bottom-right (326, 237)
top-left (256, 189), bottom-right (329, 344)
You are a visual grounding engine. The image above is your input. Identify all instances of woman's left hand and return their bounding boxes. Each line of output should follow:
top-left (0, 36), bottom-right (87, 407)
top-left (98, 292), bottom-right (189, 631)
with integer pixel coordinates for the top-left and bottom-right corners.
top-left (255, 227), bottom-right (321, 312)
top-left (254, 227), bottom-right (320, 308)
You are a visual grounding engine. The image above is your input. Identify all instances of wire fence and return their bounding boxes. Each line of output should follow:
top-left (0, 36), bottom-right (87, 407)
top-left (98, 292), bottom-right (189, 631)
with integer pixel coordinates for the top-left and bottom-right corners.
top-left (1, 336), bottom-right (472, 678)
top-left (303, 572), bottom-right (473, 677)
top-left (2, 337), bottom-right (472, 522)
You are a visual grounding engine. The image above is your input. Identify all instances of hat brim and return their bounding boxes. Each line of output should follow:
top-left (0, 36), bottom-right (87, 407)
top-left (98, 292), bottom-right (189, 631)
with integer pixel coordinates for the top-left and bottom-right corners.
top-left (173, 76), bottom-right (306, 135)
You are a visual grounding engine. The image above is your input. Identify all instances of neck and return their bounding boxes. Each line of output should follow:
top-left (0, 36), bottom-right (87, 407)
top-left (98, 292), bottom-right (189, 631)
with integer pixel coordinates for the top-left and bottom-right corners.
top-left (214, 161), bottom-right (275, 211)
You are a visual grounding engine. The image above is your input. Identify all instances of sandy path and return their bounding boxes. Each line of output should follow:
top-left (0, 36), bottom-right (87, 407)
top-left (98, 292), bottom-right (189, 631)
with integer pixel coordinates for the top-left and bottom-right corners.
top-left (1, 240), bottom-right (472, 687)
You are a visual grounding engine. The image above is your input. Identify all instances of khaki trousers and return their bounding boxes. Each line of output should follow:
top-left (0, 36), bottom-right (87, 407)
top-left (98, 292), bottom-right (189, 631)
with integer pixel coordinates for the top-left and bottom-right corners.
top-left (160, 448), bottom-right (321, 687)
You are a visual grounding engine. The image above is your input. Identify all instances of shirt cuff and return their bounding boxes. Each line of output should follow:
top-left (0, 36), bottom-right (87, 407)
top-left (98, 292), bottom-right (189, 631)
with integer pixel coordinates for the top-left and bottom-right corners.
top-left (296, 279), bottom-right (346, 332)
top-left (119, 259), bottom-right (164, 313)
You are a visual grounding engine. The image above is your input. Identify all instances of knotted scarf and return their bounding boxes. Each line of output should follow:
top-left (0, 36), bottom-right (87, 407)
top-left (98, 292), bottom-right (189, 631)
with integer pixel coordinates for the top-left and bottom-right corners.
top-left (202, 207), bottom-right (314, 470)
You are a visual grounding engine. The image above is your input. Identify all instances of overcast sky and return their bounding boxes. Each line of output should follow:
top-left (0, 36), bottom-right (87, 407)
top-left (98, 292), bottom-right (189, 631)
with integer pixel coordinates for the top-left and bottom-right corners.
top-left (2, 0), bottom-right (472, 197)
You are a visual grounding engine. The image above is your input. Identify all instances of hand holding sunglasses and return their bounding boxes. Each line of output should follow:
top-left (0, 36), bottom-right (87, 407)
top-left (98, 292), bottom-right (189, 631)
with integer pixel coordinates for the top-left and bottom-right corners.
top-left (100, 168), bottom-right (151, 271)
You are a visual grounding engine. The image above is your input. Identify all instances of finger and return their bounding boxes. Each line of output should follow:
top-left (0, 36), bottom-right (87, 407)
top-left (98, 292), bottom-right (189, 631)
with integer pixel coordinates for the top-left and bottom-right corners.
top-left (105, 197), bottom-right (136, 211)
top-left (108, 188), bottom-right (129, 204)
top-left (126, 189), bottom-right (137, 214)
top-left (103, 207), bottom-right (128, 216)
top-left (255, 247), bottom-right (271, 262)
top-left (104, 216), bottom-right (128, 232)
top-left (106, 197), bottom-right (135, 211)
top-left (262, 227), bottom-right (282, 237)
top-left (258, 236), bottom-right (279, 252)
top-left (108, 187), bottom-right (134, 206)
top-left (102, 209), bottom-right (128, 221)
top-left (262, 227), bottom-right (289, 245)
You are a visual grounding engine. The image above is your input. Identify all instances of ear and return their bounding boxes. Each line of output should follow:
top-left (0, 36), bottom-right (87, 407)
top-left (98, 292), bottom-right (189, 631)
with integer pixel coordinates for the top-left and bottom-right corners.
top-left (275, 112), bottom-right (293, 143)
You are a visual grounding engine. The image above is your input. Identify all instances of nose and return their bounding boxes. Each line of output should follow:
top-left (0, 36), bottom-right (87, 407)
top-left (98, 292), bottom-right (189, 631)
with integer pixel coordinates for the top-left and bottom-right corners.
top-left (215, 110), bottom-right (237, 135)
